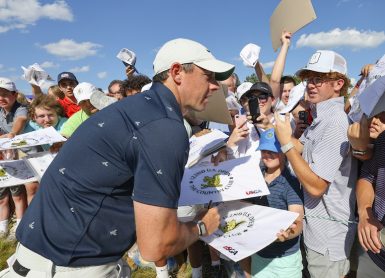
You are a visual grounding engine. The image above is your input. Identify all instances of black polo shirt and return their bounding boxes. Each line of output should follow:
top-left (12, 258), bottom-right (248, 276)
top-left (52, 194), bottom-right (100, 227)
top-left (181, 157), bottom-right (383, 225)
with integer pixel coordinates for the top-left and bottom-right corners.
top-left (17, 82), bottom-right (189, 266)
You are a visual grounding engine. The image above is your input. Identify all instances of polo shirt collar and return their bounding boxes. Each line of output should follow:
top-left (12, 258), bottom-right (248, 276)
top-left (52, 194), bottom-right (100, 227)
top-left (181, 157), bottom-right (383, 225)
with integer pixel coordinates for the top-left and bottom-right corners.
top-left (151, 82), bottom-right (183, 121)
top-left (314, 96), bottom-right (344, 118)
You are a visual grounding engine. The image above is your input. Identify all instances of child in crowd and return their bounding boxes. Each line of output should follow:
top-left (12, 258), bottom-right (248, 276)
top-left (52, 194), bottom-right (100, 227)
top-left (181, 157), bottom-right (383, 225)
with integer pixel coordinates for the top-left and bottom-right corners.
top-left (22, 94), bottom-right (68, 203)
top-left (248, 128), bottom-right (304, 277)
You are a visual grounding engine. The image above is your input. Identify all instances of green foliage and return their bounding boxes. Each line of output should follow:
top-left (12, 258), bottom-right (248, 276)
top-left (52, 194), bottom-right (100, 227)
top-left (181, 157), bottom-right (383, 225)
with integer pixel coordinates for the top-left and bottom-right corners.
top-left (245, 73), bottom-right (258, 84)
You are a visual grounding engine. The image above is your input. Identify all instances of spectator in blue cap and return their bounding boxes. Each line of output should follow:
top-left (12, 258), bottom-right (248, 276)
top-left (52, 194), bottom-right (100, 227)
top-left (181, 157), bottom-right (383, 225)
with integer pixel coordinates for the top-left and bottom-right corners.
top-left (240, 128), bottom-right (304, 278)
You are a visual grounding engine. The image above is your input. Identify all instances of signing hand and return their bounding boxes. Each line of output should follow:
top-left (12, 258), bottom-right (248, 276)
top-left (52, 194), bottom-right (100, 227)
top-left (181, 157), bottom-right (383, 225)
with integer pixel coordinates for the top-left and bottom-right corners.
top-left (195, 206), bottom-right (221, 236)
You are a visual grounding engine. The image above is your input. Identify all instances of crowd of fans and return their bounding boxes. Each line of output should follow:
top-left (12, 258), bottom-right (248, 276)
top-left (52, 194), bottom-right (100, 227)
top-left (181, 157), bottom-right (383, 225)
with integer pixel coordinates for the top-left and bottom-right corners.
top-left (0, 32), bottom-right (384, 278)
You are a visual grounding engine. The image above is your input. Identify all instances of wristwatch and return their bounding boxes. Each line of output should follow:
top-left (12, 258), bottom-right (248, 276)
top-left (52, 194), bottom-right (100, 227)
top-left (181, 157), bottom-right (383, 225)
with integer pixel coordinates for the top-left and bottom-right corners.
top-left (195, 220), bottom-right (207, 236)
top-left (352, 149), bottom-right (366, 156)
top-left (281, 141), bottom-right (294, 154)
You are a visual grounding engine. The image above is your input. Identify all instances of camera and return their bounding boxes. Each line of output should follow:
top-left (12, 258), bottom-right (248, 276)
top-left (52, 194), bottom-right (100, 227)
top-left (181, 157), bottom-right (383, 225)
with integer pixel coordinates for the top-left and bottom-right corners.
top-left (248, 96), bottom-right (260, 123)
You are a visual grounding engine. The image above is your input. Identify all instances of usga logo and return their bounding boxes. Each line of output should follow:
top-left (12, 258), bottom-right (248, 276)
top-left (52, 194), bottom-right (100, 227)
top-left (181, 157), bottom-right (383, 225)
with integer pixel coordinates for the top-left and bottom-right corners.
top-left (245, 189), bottom-right (262, 195)
top-left (223, 246), bottom-right (238, 255)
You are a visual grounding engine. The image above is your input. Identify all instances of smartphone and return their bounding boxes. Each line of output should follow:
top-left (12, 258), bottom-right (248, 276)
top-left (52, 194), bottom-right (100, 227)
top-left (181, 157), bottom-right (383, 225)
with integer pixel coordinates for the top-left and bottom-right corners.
top-left (234, 114), bottom-right (247, 127)
top-left (248, 97), bottom-right (260, 123)
top-left (298, 111), bottom-right (309, 124)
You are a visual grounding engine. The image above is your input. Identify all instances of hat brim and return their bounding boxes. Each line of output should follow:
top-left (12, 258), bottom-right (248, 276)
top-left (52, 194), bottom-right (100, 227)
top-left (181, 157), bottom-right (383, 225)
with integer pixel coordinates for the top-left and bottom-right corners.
top-left (90, 90), bottom-right (117, 110)
top-left (194, 59), bottom-right (235, 81)
top-left (257, 143), bottom-right (281, 153)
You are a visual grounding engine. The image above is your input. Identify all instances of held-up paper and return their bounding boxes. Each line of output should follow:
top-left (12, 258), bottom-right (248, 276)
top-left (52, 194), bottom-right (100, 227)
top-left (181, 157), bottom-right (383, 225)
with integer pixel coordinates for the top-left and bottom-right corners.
top-left (178, 156), bottom-right (269, 206)
top-left (201, 201), bottom-right (299, 262)
top-left (0, 127), bottom-right (66, 150)
top-left (270, 0), bottom-right (317, 51)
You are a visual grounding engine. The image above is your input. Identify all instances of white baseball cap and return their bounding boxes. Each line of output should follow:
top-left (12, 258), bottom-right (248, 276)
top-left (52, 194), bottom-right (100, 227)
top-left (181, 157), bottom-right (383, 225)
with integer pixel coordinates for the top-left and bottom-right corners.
top-left (296, 50), bottom-right (347, 76)
top-left (236, 82), bottom-right (253, 99)
top-left (73, 82), bottom-right (97, 104)
top-left (279, 82), bottom-right (307, 114)
top-left (153, 38), bottom-right (235, 81)
top-left (0, 77), bottom-right (17, 92)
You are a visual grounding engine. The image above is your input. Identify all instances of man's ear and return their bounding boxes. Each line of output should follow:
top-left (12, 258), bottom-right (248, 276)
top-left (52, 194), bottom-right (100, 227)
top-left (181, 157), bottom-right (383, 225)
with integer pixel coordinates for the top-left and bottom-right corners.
top-left (333, 79), bottom-right (344, 92)
top-left (169, 63), bottom-right (183, 85)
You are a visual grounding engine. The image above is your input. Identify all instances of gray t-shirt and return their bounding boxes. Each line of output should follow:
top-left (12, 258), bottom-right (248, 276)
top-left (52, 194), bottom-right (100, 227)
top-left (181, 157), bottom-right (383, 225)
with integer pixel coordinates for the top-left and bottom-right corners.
top-left (0, 102), bottom-right (28, 134)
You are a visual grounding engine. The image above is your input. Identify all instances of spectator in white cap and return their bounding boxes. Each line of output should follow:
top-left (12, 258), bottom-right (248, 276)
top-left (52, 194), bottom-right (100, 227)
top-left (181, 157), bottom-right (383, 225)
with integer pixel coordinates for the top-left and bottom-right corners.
top-left (274, 50), bottom-right (356, 278)
top-left (9, 38), bottom-right (231, 278)
top-left (0, 77), bottom-right (28, 241)
top-left (60, 82), bottom-right (99, 138)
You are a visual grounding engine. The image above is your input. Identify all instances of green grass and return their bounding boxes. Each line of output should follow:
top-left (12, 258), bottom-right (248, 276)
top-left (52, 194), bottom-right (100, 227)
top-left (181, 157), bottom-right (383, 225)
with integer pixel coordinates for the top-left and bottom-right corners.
top-left (0, 239), bottom-right (17, 270)
top-left (0, 239), bottom-right (193, 277)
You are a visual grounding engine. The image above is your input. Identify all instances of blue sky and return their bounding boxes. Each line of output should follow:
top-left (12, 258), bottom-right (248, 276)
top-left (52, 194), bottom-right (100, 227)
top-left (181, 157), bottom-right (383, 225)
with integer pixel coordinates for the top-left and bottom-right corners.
top-left (1, 0), bottom-right (384, 94)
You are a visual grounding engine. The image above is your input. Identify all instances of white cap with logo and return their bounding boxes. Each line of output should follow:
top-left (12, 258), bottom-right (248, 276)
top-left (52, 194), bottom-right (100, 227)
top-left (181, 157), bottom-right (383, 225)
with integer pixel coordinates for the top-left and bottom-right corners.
top-left (73, 82), bottom-right (97, 104)
top-left (0, 77), bottom-right (17, 92)
top-left (296, 50), bottom-right (347, 76)
top-left (153, 38), bottom-right (235, 81)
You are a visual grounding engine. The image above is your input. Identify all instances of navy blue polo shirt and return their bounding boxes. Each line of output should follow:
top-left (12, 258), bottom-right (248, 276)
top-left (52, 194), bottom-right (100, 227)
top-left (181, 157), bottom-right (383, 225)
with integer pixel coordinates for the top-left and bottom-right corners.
top-left (253, 167), bottom-right (303, 258)
top-left (17, 82), bottom-right (189, 267)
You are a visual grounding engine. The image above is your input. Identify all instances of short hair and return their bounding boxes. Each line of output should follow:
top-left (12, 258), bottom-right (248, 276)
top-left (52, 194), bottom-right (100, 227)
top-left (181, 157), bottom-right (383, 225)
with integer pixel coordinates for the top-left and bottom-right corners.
top-left (28, 94), bottom-right (64, 120)
top-left (280, 75), bottom-right (297, 85)
top-left (108, 80), bottom-right (123, 94)
top-left (120, 75), bottom-right (151, 97)
top-left (48, 85), bottom-right (65, 100)
top-left (152, 63), bottom-right (194, 83)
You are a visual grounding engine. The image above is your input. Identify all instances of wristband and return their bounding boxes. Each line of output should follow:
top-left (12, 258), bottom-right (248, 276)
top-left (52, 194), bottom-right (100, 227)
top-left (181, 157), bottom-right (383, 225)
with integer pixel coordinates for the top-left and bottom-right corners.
top-left (281, 141), bottom-right (294, 154)
top-left (195, 220), bottom-right (207, 237)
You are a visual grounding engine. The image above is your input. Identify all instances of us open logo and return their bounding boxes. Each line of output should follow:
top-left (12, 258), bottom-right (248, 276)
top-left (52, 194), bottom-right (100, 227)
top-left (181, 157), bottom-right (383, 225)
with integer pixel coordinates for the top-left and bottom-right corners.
top-left (214, 211), bottom-right (256, 239)
top-left (189, 168), bottom-right (234, 195)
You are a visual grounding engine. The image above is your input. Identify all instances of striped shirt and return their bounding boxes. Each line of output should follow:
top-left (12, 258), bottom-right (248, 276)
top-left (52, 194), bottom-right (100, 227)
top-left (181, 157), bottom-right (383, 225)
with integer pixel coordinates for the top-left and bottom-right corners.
top-left (360, 130), bottom-right (385, 271)
top-left (300, 97), bottom-right (357, 261)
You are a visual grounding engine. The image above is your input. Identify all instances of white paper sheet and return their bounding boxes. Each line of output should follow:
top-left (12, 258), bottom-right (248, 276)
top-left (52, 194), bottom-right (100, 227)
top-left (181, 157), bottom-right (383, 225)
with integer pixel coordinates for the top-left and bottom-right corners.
top-left (201, 201), bottom-right (299, 262)
top-left (187, 129), bottom-right (229, 168)
top-left (21, 63), bottom-right (54, 88)
top-left (179, 156), bottom-right (269, 206)
top-left (0, 127), bottom-right (66, 150)
top-left (23, 151), bottom-right (57, 182)
top-left (0, 160), bottom-right (37, 188)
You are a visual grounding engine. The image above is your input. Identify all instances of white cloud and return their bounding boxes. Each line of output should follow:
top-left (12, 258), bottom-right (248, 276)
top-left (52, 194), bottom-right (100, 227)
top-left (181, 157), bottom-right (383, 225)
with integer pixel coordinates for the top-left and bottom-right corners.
top-left (97, 72), bottom-right (107, 79)
top-left (296, 28), bottom-right (385, 50)
top-left (261, 61), bottom-right (275, 69)
top-left (69, 66), bottom-right (90, 73)
top-left (41, 39), bottom-right (102, 60)
top-left (40, 61), bottom-right (59, 68)
top-left (0, 0), bottom-right (73, 33)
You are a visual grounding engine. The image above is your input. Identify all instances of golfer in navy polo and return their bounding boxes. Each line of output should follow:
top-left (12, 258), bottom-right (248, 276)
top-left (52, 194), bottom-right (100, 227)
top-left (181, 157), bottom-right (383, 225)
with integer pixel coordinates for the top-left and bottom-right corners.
top-left (4, 39), bottom-right (234, 278)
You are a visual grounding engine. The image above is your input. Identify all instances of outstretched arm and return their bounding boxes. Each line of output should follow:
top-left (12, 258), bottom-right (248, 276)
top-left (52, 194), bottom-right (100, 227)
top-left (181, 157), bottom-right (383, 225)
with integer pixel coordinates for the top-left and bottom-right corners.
top-left (269, 31), bottom-right (292, 101)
